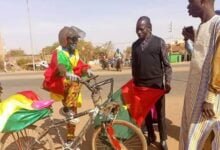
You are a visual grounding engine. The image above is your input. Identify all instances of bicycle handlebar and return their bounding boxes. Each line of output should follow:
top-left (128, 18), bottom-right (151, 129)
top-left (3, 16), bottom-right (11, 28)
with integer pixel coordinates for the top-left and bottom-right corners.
top-left (79, 75), bottom-right (114, 104)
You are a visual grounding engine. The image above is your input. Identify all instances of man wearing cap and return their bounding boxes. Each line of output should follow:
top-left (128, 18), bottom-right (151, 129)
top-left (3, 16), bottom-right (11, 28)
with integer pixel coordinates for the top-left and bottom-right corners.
top-left (43, 26), bottom-right (93, 143)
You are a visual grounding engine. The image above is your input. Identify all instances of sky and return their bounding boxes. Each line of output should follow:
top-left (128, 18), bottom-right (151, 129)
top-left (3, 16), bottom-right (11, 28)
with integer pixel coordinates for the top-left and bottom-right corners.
top-left (0, 0), bottom-right (220, 54)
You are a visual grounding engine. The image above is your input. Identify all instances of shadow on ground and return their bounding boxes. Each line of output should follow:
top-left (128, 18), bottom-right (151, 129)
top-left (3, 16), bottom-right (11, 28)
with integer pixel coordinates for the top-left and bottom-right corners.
top-left (144, 118), bottom-right (180, 149)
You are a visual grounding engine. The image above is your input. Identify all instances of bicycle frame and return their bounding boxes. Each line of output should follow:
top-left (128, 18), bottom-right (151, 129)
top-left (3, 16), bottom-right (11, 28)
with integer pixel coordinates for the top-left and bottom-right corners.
top-left (30, 77), bottom-right (115, 149)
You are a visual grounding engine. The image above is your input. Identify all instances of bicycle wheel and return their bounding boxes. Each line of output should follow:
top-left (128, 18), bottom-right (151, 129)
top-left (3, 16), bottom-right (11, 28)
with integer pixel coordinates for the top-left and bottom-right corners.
top-left (92, 120), bottom-right (147, 150)
top-left (0, 125), bottom-right (54, 150)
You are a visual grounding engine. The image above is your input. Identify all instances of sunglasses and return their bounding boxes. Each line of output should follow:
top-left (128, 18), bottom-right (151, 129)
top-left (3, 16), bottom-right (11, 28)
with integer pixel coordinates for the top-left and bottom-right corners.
top-left (68, 36), bottom-right (79, 41)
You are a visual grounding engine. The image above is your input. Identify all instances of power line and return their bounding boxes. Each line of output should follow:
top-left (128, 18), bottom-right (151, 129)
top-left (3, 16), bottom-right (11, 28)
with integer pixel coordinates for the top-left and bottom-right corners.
top-left (26, 0), bottom-right (35, 71)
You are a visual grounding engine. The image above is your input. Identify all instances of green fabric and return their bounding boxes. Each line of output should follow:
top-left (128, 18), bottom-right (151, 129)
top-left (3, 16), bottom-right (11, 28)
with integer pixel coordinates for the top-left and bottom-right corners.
top-left (2, 108), bottom-right (51, 133)
top-left (57, 50), bottom-right (72, 73)
top-left (94, 89), bottom-right (136, 139)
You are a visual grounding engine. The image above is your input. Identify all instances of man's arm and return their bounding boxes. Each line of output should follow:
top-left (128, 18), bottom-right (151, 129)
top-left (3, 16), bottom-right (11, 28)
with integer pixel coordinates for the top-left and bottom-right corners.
top-left (131, 43), bottom-right (136, 78)
top-left (202, 32), bottom-right (220, 118)
top-left (161, 40), bottom-right (172, 93)
top-left (206, 32), bottom-right (220, 102)
top-left (209, 32), bottom-right (220, 93)
top-left (185, 39), bottom-right (194, 55)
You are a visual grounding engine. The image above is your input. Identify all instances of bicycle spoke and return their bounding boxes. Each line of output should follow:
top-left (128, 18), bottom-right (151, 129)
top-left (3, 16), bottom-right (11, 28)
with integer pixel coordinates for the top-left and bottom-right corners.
top-left (0, 125), bottom-right (54, 150)
top-left (92, 120), bottom-right (146, 150)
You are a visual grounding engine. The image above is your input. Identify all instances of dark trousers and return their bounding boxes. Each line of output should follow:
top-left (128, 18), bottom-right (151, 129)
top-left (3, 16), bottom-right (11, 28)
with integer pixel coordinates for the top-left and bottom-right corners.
top-left (145, 95), bottom-right (167, 141)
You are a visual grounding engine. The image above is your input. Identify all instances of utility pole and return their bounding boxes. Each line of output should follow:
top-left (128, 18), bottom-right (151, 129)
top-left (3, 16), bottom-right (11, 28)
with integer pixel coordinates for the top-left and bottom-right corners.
top-left (26, 0), bottom-right (35, 71)
top-left (169, 21), bottom-right (173, 53)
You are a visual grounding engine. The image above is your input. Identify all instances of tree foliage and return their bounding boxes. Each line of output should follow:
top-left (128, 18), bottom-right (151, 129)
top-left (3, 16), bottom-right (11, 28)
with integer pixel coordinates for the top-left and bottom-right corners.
top-left (7, 49), bottom-right (26, 57)
top-left (16, 58), bottom-right (32, 67)
top-left (124, 46), bottom-right (131, 59)
top-left (42, 42), bottom-right (59, 55)
top-left (41, 40), bottom-right (116, 62)
top-left (77, 40), bottom-right (94, 62)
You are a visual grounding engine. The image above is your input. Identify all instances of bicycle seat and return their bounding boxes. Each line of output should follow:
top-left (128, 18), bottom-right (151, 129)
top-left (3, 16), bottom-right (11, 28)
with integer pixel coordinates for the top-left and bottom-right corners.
top-left (32, 100), bottom-right (54, 110)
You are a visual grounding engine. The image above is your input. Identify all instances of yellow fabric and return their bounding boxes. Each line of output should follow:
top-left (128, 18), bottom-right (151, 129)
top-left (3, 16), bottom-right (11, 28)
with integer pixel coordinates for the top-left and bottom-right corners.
top-left (0, 94), bottom-right (33, 131)
top-left (50, 47), bottom-right (82, 107)
top-left (64, 82), bottom-right (82, 108)
top-left (205, 91), bottom-right (217, 104)
top-left (209, 32), bottom-right (220, 93)
top-left (50, 81), bottom-right (82, 108)
top-left (50, 92), bottom-right (82, 107)
top-left (50, 92), bottom-right (64, 102)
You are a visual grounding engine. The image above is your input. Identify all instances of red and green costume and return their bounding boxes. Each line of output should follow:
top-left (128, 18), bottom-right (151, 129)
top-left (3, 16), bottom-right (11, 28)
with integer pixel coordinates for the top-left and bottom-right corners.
top-left (43, 46), bottom-right (90, 141)
top-left (43, 46), bottom-right (90, 106)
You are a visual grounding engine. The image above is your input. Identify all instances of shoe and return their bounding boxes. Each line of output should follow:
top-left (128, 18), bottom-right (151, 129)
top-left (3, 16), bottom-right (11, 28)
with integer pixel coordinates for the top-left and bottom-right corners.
top-left (63, 106), bottom-right (69, 113)
top-left (61, 107), bottom-right (74, 117)
top-left (147, 133), bottom-right (156, 145)
top-left (160, 140), bottom-right (168, 150)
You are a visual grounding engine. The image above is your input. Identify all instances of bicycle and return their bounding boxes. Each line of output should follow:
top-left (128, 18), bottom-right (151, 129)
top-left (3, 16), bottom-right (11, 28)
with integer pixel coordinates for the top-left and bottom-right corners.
top-left (0, 76), bottom-right (147, 150)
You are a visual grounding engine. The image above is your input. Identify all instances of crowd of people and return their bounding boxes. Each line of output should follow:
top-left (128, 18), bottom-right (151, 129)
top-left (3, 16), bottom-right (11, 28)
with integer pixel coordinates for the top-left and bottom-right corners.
top-left (0, 0), bottom-right (220, 149)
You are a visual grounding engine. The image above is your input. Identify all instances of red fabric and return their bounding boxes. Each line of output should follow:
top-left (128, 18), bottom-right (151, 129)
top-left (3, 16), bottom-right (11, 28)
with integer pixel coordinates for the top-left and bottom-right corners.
top-left (43, 51), bottom-right (65, 95)
top-left (106, 124), bottom-right (121, 150)
top-left (121, 80), bottom-right (165, 127)
top-left (151, 106), bottom-right (158, 121)
top-left (42, 51), bottom-right (90, 95)
top-left (17, 91), bottom-right (39, 101)
top-left (74, 59), bottom-right (90, 76)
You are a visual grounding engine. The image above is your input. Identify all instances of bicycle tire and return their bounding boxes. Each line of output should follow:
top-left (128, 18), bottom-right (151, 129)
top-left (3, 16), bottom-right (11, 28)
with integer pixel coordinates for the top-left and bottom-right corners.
top-left (92, 119), bottom-right (147, 150)
top-left (0, 125), bottom-right (54, 150)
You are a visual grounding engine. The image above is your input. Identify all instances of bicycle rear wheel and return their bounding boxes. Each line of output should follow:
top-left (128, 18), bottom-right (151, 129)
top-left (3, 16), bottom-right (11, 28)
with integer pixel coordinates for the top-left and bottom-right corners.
top-left (92, 120), bottom-right (147, 150)
top-left (0, 125), bottom-right (54, 150)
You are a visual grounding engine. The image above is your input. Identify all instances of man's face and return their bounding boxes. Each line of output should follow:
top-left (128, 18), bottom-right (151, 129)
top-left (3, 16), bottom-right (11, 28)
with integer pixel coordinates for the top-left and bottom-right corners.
top-left (67, 36), bottom-right (78, 51)
top-left (187, 0), bottom-right (203, 17)
top-left (136, 21), bottom-right (150, 40)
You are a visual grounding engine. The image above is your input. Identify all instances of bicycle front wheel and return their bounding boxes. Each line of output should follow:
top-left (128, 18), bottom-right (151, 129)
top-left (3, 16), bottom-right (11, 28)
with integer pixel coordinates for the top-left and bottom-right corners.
top-left (92, 120), bottom-right (147, 150)
top-left (0, 125), bottom-right (54, 150)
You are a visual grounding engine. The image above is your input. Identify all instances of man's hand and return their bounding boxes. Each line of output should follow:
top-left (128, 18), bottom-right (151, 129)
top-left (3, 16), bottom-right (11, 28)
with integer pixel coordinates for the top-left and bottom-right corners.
top-left (202, 102), bottom-right (215, 118)
top-left (165, 84), bottom-right (171, 94)
top-left (66, 72), bottom-right (80, 81)
top-left (182, 27), bottom-right (194, 42)
top-left (87, 69), bottom-right (94, 77)
top-left (58, 64), bottom-right (67, 76)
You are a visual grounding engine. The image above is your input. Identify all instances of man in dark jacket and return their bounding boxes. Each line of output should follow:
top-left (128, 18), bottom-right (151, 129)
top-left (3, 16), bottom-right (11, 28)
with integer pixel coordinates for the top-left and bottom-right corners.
top-left (131, 16), bottom-right (172, 150)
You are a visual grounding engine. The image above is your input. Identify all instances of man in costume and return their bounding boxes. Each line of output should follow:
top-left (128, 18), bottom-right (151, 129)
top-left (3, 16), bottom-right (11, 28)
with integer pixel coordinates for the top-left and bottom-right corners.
top-left (43, 26), bottom-right (93, 143)
top-left (179, 0), bottom-right (220, 149)
top-left (131, 16), bottom-right (172, 150)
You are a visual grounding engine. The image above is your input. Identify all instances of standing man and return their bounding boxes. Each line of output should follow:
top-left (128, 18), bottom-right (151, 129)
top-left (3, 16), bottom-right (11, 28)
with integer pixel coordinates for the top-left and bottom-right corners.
top-left (132, 16), bottom-right (172, 150)
top-left (179, 0), bottom-right (220, 149)
top-left (43, 26), bottom-right (93, 145)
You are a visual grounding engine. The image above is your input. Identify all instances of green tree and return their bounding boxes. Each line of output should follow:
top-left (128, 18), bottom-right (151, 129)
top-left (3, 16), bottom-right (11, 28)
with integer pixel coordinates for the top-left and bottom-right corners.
top-left (7, 49), bottom-right (26, 57)
top-left (124, 46), bottom-right (132, 59)
top-left (77, 40), bottom-right (94, 62)
top-left (101, 41), bottom-right (114, 57)
top-left (42, 42), bottom-right (59, 55)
